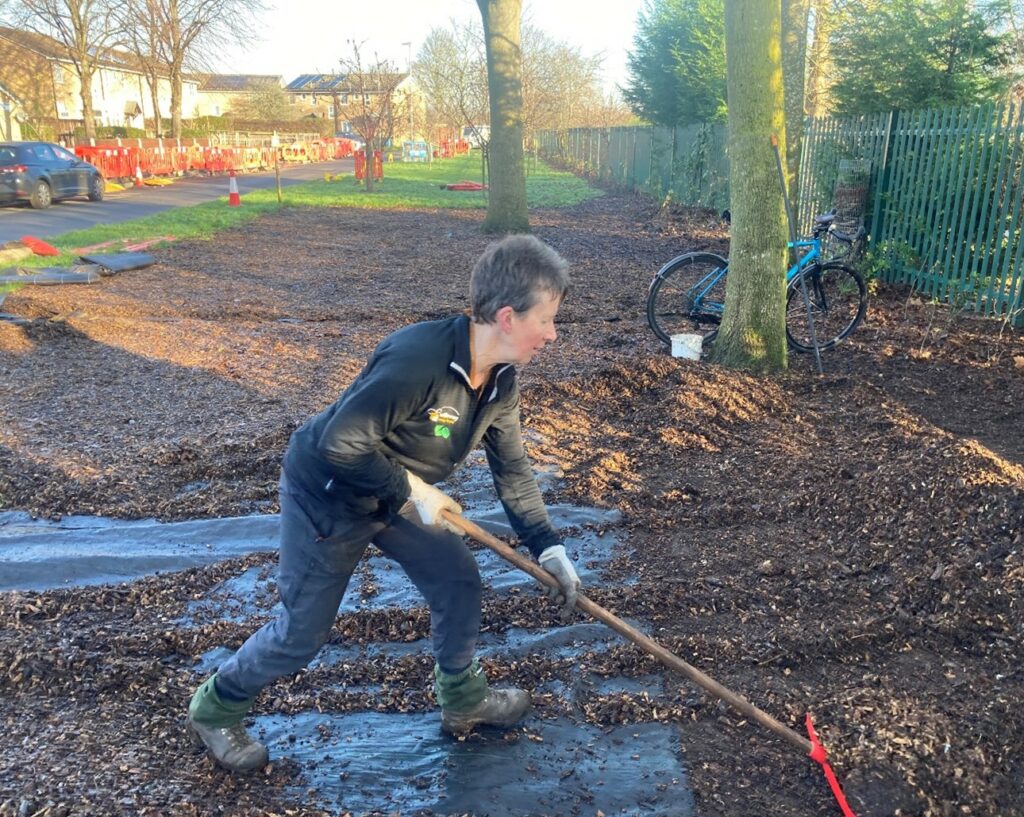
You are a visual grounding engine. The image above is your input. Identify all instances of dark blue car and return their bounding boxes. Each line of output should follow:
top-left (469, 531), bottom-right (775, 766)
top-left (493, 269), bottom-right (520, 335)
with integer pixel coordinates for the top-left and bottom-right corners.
top-left (0, 141), bottom-right (104, 209)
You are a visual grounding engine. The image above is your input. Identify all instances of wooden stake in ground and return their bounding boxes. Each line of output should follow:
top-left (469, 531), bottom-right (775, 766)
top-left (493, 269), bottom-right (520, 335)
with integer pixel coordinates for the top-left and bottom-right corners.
top-left (275, 150), bottom-right (282, 204)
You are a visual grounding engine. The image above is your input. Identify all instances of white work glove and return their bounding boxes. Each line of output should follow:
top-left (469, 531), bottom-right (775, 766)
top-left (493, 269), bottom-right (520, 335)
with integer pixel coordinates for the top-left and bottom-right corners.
top-left (538, 545), bottom-right (581, 620)
top-left (406, 471), bottom-right (463, 535)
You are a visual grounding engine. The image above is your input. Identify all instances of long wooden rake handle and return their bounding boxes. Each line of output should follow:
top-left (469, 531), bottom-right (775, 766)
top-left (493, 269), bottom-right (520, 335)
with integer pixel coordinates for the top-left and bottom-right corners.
top-left (442, 509), bottom-right (813, 755)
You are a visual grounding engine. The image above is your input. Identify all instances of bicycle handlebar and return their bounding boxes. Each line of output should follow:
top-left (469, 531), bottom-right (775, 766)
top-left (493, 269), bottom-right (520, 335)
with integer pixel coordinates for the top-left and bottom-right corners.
top-left (830, 225), bottom-right (866, 243)
top-left (811, 220), bottom-right (866, 244)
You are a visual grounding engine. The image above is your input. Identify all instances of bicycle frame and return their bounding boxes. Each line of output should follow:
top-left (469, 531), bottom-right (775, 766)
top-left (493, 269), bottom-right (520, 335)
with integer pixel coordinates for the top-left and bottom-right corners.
top-left (681, 237), bottom-right (824, 315)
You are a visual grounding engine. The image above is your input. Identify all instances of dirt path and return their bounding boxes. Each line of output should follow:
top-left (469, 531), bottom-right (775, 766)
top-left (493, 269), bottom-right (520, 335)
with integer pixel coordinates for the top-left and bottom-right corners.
top-left (1, 194), bottom-right (1022, 816)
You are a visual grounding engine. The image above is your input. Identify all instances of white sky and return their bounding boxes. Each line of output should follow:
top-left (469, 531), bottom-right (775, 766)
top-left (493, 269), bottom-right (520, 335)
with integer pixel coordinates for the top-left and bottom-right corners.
top-left (222, 0), bottom-right (644, 95)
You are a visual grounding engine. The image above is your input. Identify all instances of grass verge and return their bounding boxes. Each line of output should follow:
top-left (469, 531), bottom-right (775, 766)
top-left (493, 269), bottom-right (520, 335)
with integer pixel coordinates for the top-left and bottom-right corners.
top-left (8, 153), bottom-right (600, 272)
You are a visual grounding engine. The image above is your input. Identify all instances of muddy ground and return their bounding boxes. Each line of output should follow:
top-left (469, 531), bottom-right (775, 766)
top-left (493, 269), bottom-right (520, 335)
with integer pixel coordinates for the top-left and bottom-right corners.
top-left (1, 191), bottom-right (1023, 817)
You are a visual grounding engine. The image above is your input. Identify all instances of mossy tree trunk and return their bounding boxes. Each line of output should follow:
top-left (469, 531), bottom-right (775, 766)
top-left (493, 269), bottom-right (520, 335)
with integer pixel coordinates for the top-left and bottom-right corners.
top-left (477, 0), bottom-right (529, 234)
top-left (782, 0), bottom-right (810, 210)
top-left (711, 0), bottom-right (788, 373)
top-left (79, 66), bottom-right (97, 141)
top-left (805, 0), bottom-right (835, 118)
top-left (170, 66), bottom-right (183, 139)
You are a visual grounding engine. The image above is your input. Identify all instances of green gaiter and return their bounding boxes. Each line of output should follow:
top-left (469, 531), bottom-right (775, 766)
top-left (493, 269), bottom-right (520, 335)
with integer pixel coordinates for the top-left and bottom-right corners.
top-left (188, 674), bottom-right (254, 728)
top-left (433, 659), bottom-right (488, 712)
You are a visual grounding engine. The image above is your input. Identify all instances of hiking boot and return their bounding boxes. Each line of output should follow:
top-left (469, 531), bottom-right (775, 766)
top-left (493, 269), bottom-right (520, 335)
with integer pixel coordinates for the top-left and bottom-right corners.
top-left (187, 714), bottom-right (268, 772)
top-left (187, 674), bottom-right (267, 772)
top-left (441, 687), bottom-right (532, 734)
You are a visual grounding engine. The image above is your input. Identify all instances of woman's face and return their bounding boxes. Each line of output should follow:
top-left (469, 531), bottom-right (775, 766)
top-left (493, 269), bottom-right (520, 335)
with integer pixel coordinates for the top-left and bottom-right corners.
top-left (504, 290), bottom-right (561, 365)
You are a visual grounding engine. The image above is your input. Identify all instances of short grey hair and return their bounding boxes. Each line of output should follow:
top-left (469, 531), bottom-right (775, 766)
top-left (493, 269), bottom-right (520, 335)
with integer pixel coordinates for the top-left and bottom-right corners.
top-left (470, 235), bottom-right (570, 323)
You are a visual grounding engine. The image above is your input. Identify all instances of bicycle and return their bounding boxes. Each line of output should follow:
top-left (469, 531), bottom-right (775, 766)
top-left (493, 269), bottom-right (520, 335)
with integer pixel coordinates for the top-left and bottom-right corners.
top-left (721, 207), bottom-right (866, 263)
top-left (646, 216), bottom-right (868, 353)
top-left (812, 208), bottom-right (867, 264)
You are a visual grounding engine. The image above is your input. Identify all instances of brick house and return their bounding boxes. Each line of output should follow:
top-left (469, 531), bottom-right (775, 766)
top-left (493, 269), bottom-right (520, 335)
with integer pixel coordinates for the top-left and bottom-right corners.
top-left (193, 74), bottom-right (284, 118)
top-left (0, 80), bottom-right (24, 140)
top-left (283, 73), bottom-right (423, 140)
top-left (0, 26), bottom-right (197, 140)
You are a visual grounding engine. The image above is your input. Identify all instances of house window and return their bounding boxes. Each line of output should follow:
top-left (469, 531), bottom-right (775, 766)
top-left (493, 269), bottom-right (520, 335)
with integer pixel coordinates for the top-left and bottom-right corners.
top-left (213, 104), bottom-right (220, 116)
top-left (53, 64), bottom-right (64, 83)
top-left (340, 93), bottom-right (348, 104)
top-left (328, 105), bottom-right (335, 117)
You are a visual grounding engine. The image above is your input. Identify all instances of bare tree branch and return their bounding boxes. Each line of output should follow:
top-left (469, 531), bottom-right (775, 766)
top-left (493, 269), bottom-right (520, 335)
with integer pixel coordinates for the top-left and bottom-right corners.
top-left (414, 14), bottom-right (622, 146)
top-left (117, 0), bottom-right (170, 135)
top-left (139, 0), bottom-right (267, 138)
top-left (3, 0), bottom-right (124, 139)
top-left (338, 39), bottom-right (407, 193)
top-left (413, 20), bottom-right (489, 144)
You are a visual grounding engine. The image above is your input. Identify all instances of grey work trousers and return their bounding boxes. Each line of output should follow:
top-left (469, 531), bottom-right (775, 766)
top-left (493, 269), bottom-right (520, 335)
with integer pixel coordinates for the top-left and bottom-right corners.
top-left (214, 473), bottom-right (482, 702)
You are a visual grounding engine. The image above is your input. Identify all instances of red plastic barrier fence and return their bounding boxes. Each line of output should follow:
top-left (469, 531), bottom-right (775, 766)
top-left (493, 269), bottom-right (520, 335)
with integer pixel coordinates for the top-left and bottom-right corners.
top-left (324, 137), bottom-right (355, 159)
top-left (75, 136), bottom-right (344, 182)
top-left (436, 139), bottom-right (470, 159)
top-left (354, 150), bottom-right (383, 181)
top-left (74, 145), bottom-right (134, 180)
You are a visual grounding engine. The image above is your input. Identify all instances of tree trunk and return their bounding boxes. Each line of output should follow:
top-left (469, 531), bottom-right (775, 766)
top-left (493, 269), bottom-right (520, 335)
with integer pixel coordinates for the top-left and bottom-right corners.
top-left (711, 0), bottom-right (788, 373)
top-left (79, 65), bottom-right (97, 141)
top-left (364, 140), bottom-right (375, 193)
top-left (782, 0), bottom-right (809, 210)
top-left (149, 72), bottom-right (162, 137)
top-left (171, 67), bottom-right (182, 139)
top-left (805, 0), bottom-right (834, 119)
top-left (477, 0), bottom-right (529, 234)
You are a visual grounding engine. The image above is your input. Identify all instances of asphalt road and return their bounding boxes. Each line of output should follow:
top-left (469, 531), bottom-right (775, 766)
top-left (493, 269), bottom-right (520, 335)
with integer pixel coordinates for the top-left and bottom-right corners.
top-left (0, 157), bottom-right (354, 244)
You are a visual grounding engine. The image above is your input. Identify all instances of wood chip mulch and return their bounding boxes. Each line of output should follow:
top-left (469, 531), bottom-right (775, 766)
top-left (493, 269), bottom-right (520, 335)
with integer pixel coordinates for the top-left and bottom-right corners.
top-left (1, 192), bottom-right (1022, 817)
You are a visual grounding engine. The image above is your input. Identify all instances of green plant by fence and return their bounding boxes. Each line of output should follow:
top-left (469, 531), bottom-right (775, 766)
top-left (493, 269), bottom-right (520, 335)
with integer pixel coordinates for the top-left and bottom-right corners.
top-left (540, 103), bottom-right (1024, 327)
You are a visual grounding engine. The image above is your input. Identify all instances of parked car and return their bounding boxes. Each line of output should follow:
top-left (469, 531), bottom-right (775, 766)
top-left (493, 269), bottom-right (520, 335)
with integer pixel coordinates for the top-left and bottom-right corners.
top-left (0, 141), bottom-right (105, 209)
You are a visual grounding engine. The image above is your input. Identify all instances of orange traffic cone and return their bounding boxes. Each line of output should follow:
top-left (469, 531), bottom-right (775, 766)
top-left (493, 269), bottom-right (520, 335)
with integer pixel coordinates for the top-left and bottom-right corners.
top-left (134, 166), bottom-right (143, 187)
top-left (228, 170), bottom-right (241, 206)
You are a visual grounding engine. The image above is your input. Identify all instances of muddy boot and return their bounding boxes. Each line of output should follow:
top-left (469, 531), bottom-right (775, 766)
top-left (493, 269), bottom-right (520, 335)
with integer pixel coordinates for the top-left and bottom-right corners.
top-left (186, 675), bottom-right (268, 772)
top-left (435, 659), bottom-right (532, 734)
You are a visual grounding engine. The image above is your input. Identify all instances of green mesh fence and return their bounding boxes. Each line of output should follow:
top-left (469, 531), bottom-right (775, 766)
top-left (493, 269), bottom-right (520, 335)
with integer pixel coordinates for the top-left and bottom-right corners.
top-left (540, 124), bottom-right (729, 211)
top-left (540, 104), bottom-right (1024, 326)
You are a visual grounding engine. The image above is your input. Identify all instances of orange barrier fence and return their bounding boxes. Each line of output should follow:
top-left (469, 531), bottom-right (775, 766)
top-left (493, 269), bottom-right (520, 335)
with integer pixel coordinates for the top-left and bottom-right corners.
top-left (278, 139), bottom-right (357, 164)
top-left (325, 137), bottom-right (356, 159)
top-left (74, 143), bottom-right (283, 180)
top-left (73, 137), bottom-right (362, 181)
top-left (354, 150), bottom-right (384, 181)
top-left (434, 139), bottom-right (471, 159)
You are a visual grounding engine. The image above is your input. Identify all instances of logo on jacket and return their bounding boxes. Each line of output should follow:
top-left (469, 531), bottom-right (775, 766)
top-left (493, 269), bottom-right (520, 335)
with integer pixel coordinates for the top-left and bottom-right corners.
top-left (428, 406), bottom-right (460, 439)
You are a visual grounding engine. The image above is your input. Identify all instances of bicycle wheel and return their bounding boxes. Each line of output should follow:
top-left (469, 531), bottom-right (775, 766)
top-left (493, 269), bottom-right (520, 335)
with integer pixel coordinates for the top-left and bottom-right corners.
top-left (785, 262), bottom-right (867, 353)
top-left (646, 252), bottom-right (729, 346)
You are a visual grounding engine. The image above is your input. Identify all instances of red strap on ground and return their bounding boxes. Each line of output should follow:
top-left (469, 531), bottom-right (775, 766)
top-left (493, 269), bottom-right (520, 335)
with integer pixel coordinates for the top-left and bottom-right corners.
top-left (445, 180), bottom-right (487, 191)
top-left (806, 713), bottom-right (858, 817)
top-left (20, 235), bottom-right (59, 256)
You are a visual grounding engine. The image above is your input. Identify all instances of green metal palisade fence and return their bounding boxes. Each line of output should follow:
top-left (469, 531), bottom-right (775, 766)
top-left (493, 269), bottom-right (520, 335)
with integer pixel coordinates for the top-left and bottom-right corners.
top-left (540, 124), bottom-right (730, 212)
top-left (540, 103), bottom-right (1024, 326)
